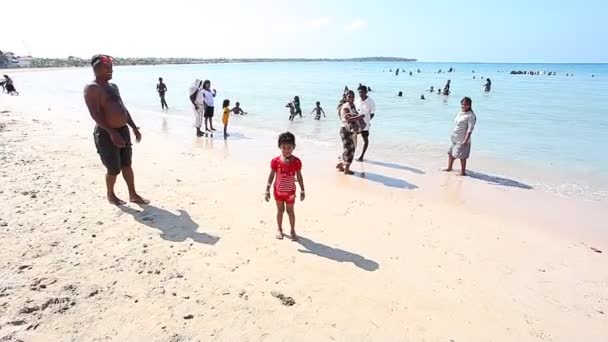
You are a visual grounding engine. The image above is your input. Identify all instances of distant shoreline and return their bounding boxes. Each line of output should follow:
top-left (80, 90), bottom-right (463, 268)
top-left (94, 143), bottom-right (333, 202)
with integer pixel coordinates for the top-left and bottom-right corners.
top-left (1, 57), bottom-right (418, 69)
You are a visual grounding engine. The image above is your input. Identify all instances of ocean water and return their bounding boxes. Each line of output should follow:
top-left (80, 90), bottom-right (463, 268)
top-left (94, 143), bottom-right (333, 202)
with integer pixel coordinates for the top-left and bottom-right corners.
top-left (7, 62), bottom-right (608, 201)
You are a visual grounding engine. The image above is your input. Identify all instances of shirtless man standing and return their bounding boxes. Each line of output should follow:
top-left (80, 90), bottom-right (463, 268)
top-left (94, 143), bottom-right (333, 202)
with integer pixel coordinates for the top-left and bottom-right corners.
top-left (84, 55), bottom-right (148, 205)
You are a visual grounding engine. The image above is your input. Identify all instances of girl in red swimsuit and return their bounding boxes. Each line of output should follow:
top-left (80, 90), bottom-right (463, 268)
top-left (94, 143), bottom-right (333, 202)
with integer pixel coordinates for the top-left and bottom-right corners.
top-left (265, 132), bottom-right (305, 241)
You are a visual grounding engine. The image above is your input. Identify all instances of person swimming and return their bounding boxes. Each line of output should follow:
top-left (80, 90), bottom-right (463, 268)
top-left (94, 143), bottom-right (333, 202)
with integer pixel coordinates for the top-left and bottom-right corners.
top-left (232, 102), bottom-right (247, 115)
top-left (398, 91), bottom-right (403, 97)
top-left (420, 95), bottom-right (425, 100)
top-left (484, 78), bottom-right (492, 92)
top-left (429, 86), bottom-right (434, 93)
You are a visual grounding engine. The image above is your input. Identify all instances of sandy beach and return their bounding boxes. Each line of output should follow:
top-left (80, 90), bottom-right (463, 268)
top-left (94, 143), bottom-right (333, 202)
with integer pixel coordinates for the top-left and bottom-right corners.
top-left (1, 94), bottom-right (607, 342)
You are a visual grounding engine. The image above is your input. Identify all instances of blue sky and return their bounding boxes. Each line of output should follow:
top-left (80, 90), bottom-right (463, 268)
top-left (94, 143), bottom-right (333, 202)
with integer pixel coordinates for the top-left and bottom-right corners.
top-left (1, 0), bottom-right (607, 62)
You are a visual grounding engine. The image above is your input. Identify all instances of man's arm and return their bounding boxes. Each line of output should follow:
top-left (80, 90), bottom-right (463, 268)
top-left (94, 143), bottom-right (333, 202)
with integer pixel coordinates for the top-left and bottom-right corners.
top-left (112, 84), bottom-right (138, 130)
top-left (113, 84), bottom-right (142, 142)
top-left (190, 91), bottom-right (198, 109)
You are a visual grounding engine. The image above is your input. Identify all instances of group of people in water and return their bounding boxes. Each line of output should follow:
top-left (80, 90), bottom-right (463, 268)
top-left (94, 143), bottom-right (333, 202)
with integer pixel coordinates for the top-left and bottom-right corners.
top-left (185, 78), bottom-right (247, 139)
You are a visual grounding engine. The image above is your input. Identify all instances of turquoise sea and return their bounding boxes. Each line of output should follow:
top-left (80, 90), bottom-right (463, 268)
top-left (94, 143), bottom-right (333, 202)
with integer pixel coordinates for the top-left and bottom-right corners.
top-left (8, 62), bottom-right (608, 201)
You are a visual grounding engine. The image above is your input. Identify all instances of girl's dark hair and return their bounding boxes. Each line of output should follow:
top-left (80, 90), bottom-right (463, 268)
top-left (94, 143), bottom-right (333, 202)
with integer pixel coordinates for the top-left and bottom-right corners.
top-left (203, 80), bottom-right (211, 89)
top-left (294, 96), bottom-right (300, 102)
top-left (278, 132), bottom-right (296, 147)
top-left (337, 90), bottom-right (355, 109)
top-left (461, 97), bottom-right (474, 113)
top-left (223, 99), bottom-right (230, 108)
top-left (316, 101), bottom-right (320, 106)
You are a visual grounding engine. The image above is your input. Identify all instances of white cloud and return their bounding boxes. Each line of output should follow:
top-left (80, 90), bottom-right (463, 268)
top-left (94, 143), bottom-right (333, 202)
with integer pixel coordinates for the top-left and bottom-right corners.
top-left (302, 17), bottom-right (331, 32)
top-left (344, 19), bottom-right (368, 32)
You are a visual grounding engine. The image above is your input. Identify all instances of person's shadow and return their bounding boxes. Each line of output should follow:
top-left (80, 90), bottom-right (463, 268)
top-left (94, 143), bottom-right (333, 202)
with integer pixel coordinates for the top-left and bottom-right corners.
top-left (357, 172), bottom-right (418, 190)
top-left (467, 171), bottom-right (533, 190)
top-left (296, 236), bottom-right (379, 272)
top-left (119, 205), bottom-right (220, 245)
top-left (364, 160), bottom-right (425, 174)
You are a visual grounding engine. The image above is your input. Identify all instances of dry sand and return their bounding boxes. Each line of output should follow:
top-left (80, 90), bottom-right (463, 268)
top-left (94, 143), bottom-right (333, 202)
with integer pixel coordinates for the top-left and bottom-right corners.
top-left (0, 96), bottom-right (607, 342)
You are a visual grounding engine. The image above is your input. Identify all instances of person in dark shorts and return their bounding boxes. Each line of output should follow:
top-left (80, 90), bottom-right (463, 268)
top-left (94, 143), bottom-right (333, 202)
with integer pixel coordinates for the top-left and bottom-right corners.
top-left (83, 54), bottom-right (148, 205)
top-left (201, 80), bottom-right (217, 132)
top-left (157, 77), bottom-right (168, 110)
top-left (355, 85), bottom-right (376, 162)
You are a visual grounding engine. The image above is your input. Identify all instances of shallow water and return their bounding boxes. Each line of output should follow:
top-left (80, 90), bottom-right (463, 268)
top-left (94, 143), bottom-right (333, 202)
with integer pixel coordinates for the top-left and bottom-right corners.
top-left (7, 62), bottom-right (608, 201)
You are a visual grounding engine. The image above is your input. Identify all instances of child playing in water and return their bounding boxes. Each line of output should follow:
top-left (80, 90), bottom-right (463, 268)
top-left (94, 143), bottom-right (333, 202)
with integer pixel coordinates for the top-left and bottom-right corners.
top-left (222, 99), bottom-right (230, 139)
top-left (231, 102), bottom-right (247, 115)
top-left (311, 101), bottom-right (326, 120)
top-left (286, 102), bottom-right (295, 121)
top-left (265, 132), bottom-right (305, 241)
top-left (293, 96), bottom-right (302, 118)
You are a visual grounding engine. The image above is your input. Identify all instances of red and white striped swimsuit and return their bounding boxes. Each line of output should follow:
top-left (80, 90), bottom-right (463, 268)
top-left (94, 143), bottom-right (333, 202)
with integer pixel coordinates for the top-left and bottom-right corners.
top-left (271, 156), bottom-right (302, 203)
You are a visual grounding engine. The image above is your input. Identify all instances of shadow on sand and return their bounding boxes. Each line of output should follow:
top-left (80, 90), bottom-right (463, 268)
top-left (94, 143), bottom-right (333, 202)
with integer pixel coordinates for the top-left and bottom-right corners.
top-left (364, 160), bottom-right (425, 174)
top-left (357, 172), bottom-right (418, 190)
top-left (467, 171), bottom-right (533, 190)
top-left (119, 204), bottom-right (220, 245)
top-left (296, 236), bottom-right (379, 272)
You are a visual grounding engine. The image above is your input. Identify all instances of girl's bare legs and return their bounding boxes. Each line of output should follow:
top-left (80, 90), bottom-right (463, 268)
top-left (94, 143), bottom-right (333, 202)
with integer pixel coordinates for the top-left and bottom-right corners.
top-left (275, 201), bottom-right (285, 239)
top-left (286, 203), bottom-right (297, 241)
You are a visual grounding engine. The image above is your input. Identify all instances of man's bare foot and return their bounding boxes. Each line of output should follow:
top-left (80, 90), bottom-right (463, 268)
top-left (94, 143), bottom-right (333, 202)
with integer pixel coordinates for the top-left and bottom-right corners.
top-left (276, 230), bottom-right (284, 240)
top-left (344, 170), bottom-right (355, 175)
top-left (442, 168), bottom-right (453, 172)
top-left (356, 157), bottom-right (364, 162)
top-left (107, 194), bottom-right (126, 205)
top-left (290, 231), bottom-right (298, 241)
top-left (459, 172), bottom-right (467, 176)
top-left (129, 194), bottom-right (150, 204)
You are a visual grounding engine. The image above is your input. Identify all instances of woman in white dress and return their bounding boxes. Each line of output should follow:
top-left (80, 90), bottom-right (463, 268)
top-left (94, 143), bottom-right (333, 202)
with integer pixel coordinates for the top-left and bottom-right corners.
top-left (443, 97), bottom-right (477, 176)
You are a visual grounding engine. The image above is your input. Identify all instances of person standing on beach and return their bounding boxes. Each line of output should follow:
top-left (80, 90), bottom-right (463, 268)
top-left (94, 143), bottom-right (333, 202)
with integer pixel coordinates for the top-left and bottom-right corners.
top-left (443, 97), bottom-right (477, 176)
top-left (222, 99), bottom-right (230, 140)
top-left (265, 132), bottom-right (305, 241)
top-left (355, 84), bottom-right (376, 162)
top-left (201, 80), bottom-right (217, 133)
top-left (337, 90), bottom-right (365, 175)
top-left (83, 54), bottom-right (148, 205)
top-left (156, 77), bottom-right (168, 110)
top-left (190, 79), bottom-right (205, 137)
